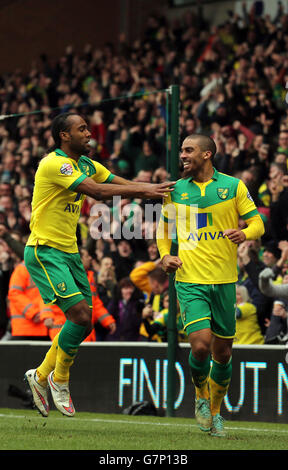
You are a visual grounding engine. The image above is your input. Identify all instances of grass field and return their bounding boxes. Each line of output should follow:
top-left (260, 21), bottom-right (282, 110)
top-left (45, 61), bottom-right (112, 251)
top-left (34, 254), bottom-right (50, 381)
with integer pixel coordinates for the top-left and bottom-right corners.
top-left (0, 408), bottom-right (288, 452)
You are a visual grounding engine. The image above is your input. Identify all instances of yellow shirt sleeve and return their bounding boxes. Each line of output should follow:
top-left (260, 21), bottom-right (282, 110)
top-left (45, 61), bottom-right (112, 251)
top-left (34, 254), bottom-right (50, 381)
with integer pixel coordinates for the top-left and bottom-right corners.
top-left (236, 179), bottom-right (258, 219)
top-left (242, 214), bottom-right (265, 240)
top-left (40, 155), bottom-right (87, 191)
top-left (90, 161), bottom-right (115, 184)
top-left (156, 193), bottom-right (175, 259)
top-left (236, 180), bottom-right (265, 239)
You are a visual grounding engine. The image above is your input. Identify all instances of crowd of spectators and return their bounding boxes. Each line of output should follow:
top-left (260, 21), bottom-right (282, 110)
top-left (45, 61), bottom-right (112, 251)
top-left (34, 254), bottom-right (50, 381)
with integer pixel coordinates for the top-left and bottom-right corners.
top-left (1, 1), bottom-right (288, 344)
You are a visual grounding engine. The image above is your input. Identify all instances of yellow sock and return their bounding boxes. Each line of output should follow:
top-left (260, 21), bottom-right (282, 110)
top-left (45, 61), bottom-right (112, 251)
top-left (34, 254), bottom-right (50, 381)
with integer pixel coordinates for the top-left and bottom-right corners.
top-left (195, 379), bottom-right (210, 400)
top-left (53, 344), bottom-right (75, 384)
top-left (209, 377), bottom-right (229, 416)
top-left (36, 332), bottom-right (60, 386)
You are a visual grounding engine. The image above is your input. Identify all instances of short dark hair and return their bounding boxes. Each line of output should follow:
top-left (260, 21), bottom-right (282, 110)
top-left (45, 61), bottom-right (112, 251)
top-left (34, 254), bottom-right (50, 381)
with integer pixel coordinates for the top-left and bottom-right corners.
top-left (51, 112), bottom-right (78, 148)
top-left (270, 161), bottom-right (287, 174)
top-left (119, 277), bottom-right (135, 289)
top-left (147, 267), bottom-right (168, 284)
top-left (187, 133), bottom-right (217, 158)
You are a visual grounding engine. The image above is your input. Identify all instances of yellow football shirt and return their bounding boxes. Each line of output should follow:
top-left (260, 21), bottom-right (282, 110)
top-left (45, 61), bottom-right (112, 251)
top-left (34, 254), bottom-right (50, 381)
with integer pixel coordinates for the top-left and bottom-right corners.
top-left (27, 148), bottom-right (114, 253)
top-left (157, 169), bottom-right (264, 284)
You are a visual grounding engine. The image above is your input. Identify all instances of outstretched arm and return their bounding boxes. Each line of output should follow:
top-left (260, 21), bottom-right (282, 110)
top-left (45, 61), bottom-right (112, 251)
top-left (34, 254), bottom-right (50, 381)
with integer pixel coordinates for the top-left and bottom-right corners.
top-left (76, 176), bottom-right (175, 200)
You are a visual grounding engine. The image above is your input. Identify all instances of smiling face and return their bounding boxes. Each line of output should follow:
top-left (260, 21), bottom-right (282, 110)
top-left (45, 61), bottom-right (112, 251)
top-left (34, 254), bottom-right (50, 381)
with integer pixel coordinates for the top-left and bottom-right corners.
top-left (60, 115), bottom-right (91, 156)
top-left (180, 136), bottom-right (213, 178)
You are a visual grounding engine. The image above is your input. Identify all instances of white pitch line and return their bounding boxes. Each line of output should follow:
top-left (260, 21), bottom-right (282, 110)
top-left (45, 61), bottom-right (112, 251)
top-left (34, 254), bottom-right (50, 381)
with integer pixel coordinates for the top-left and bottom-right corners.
top-left (1, 413), bottom-right (288, 434)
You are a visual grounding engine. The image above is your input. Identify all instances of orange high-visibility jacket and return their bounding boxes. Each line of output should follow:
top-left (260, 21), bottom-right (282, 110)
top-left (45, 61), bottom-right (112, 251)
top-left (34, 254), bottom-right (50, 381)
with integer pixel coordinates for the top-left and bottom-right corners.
top-left (39, 269), bottom-right (115, 341)
top-left (8, 262), bottom-right (48, 337)
top-left (87, 269), bottom-right (116, 333)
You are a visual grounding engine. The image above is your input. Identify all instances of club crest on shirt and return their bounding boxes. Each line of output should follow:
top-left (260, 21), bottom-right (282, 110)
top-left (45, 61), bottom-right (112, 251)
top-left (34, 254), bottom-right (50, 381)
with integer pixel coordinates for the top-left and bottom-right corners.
top-left (57, 281), bottom-right (67, 292)
top-left (60, 163), bottom-right (73, 175)
top-left (217, 187), bottom-right (229, 200)
top-left (81, 163), bottom-right (90, 176)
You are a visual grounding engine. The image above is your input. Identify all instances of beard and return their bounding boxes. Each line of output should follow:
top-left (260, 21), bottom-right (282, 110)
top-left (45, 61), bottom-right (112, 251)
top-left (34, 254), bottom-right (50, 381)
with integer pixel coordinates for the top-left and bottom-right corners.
top-left (70, 140), bottom-right (90, 155)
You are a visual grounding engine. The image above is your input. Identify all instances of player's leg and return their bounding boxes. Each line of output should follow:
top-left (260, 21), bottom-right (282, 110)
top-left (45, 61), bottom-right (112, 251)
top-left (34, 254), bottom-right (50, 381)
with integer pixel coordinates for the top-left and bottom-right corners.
top-left (47, 252), bottom-right (93, 416)
top-left (53, 299), bottom-right (92, 384)
top-left (24, 330), bottom-right (61, 417)
top-left (47, 298), bottom-right (92, 416)
top-left (209, 336), bottom-right (233, 437)
top-left (24, 246), bottom-right (92, 416)
top-left (188, 327), bottom-right (211, 400)
top-left (175, 282), bottom-right (213, 431)
top-left (209, 283), bottom-right (236, 437)
top-left (187, 326), bottom-right (212, 431)
top-left (210, 336), bottom-right (233, 413)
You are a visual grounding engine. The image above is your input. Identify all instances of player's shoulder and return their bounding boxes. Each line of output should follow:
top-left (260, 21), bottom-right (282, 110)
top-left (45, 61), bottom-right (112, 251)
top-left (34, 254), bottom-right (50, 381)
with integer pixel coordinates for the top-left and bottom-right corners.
top-left (169, 178), bottom-right (189, 201)
top-left (216, 171), bottom-right (241, 187)
top-left (174, 177), bottom-right (189, 189)
top-left (38, 150), bottom-right (60, 167)
top-left (216, 171), bottom-right (243, 196)
top-left (79, 155), bottom-right (107, 174)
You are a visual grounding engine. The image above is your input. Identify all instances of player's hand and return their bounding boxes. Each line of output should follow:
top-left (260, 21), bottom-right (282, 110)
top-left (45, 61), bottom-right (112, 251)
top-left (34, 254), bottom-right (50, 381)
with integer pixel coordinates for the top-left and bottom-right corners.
top-left (142, 181), bottom-right (175, 199)
top-left (161, 255), bottom-right (183, 273)
top-left (223, 229), bottom-right (246, 244)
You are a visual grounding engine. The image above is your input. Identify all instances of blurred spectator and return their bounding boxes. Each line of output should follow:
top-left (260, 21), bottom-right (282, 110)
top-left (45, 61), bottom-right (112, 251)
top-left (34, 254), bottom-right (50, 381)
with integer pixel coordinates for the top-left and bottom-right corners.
top-left (80, 247), bottom-right (116, 341)
top-left (0, 224), bottom-right (24, 339)
top-left (97, 260), bottom-right (117, 308)
top-left (106, 277), bottom-right (145, 341)
top-left (130, 260), bottom-right (170, 342)
top-left (237, 240), bottom-right (273, 334)
top-left (234, 285), bottom-right (264, 345)
top-left (0, 1), bottom-right (288, 341)
top-left (259, 267), bottom-right (288, 344)
top-left (8, 262), bottom-right (50, 340)
top-left (141, 290), bottom-right (187, 342)
top-left (108, 239), bottom-right (136, 281)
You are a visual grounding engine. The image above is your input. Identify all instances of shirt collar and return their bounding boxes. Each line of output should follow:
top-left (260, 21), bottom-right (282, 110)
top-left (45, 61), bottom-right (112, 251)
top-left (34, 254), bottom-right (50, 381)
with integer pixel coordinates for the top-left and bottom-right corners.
top-left (188, 167), bottom-right (219, 183)
top-left (55, 148), bottom-right (68, 157)
top-left (55, 148), bottom-right (84, 162)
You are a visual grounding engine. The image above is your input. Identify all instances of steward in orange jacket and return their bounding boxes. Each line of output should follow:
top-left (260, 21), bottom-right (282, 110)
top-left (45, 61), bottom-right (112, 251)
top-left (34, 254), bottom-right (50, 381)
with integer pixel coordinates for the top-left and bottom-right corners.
top-left (8, 262), bottom-right (49, 339)
top-left (39, 269), bottom-right (116, 341)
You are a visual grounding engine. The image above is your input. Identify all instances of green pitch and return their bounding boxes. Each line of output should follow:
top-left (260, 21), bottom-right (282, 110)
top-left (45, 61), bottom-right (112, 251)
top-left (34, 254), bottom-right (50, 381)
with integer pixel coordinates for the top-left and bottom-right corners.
top-left (0, 408), bottom-right (287, 451)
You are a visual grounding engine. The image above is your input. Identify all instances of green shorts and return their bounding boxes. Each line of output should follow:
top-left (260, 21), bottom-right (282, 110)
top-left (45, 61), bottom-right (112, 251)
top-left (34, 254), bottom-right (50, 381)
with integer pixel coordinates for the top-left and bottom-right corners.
top-left (24, 245), bottom-right (92, 313)
top-left (175, 281), bottom-right (236, 339)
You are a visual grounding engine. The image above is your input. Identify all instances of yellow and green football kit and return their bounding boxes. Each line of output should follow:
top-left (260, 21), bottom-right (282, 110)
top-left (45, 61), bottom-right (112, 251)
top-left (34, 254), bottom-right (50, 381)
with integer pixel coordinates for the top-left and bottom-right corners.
top-left (24, 148), bottom-right (114, 310)
top-left (24, 148), bottom-right (115, 386)
top-left (156, 168), bottom-right (264, 416)
top-left (157, 168), bottom-right (264, 338)
top-left (26, 148), bottom-right (114, 253)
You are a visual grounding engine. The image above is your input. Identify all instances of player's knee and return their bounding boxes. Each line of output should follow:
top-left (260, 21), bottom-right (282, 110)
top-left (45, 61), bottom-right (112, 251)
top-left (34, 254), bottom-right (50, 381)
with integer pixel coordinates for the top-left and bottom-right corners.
top-left (214, 350), bottom-right (232, 365)
top-left (77, 309), bottom-right (92, 330)
top-left (192, 341), bottom-right (210, 361)
top-left (68, 301), bottom-right (92, 330)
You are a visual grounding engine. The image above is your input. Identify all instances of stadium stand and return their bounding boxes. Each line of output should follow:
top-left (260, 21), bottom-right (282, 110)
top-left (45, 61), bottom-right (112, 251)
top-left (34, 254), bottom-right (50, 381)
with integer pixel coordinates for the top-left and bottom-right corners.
top-left (0, 1), bottom-right (288, 344)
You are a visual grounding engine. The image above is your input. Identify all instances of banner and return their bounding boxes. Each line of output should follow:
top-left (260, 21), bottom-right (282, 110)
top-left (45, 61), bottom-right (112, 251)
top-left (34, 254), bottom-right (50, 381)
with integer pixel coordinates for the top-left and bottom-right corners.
top-left (1, 342), bottom-right (288, 422)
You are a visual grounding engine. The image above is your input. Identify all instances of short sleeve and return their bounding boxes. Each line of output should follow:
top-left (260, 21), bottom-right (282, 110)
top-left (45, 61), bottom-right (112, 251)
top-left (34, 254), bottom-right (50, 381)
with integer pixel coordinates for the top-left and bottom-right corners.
top-left (160, 193), bottom-right (175, 223)
top-left (90, 161), bottom-right (115, 184)
top-left (41, 156), bottom-right (87, 191)
top-left (236, 179), bottom-right (259, 220)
